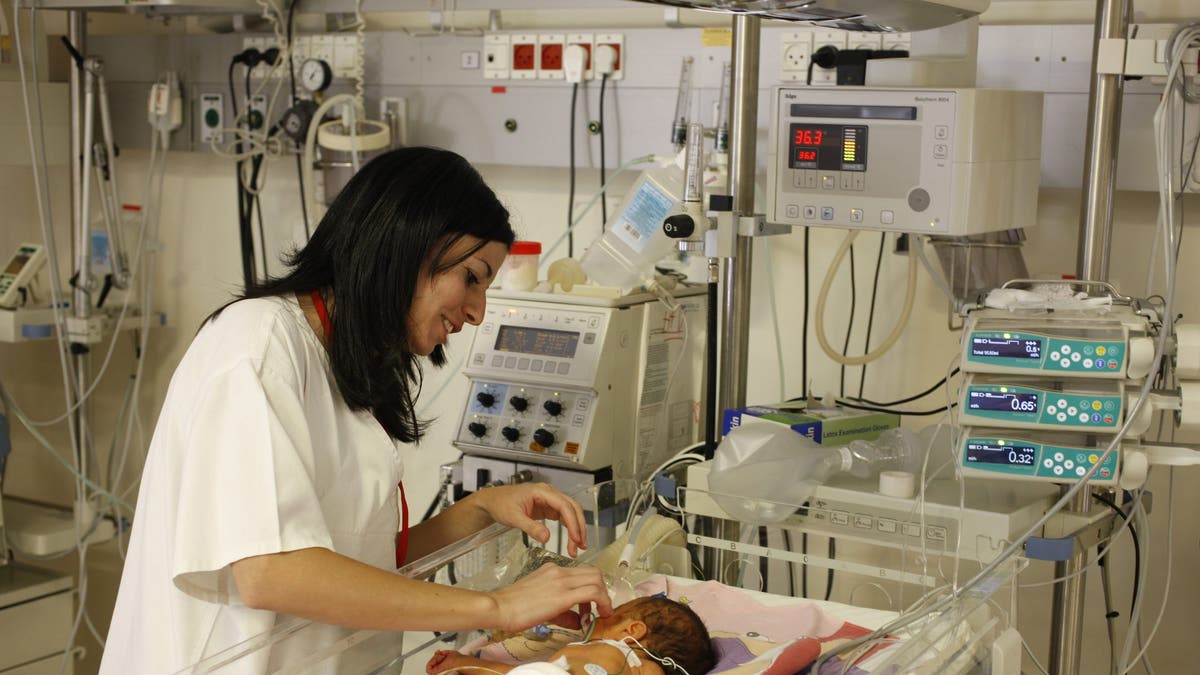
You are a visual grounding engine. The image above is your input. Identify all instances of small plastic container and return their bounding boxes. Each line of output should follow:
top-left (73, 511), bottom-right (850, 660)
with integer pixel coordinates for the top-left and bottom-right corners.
top-left (497, 240), bottom-right (541, 291)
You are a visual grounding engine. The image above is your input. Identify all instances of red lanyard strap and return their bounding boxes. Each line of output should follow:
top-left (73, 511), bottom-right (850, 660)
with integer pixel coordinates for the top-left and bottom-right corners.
top-left (310, 290), bottom-right (333, 339)
top-left (309, 289), bottom-right (409, 568)
top-left (396, 482), bottom-right (410, 568)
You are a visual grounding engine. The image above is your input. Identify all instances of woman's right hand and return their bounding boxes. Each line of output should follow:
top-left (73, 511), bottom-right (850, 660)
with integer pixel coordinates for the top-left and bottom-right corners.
top-left (488, 563), bottom-right (613, 633)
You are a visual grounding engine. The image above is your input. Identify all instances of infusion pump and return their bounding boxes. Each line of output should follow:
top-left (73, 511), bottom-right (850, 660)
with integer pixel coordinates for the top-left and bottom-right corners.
top-left (454, 288), bottom-right (705, 487)
top-left (766, 87), bottom-right (1043, 235)
top-left (957, 304), bottom-right (1159, 486)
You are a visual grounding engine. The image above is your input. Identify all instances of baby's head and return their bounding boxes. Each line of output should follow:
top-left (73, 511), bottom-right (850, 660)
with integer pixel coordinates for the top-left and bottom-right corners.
top-left (590, 596), bottom-right (716, 675)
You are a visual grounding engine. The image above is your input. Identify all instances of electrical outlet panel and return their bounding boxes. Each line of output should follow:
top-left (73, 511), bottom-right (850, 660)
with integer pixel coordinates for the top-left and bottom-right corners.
top-left (199, 93), bottom-right (223, 143)
top-left (883, 33), bottom-right (911, 53)
top-left (248, 94), bottom-right (267, 131)
top-left (780, 31), bottom-right (813, 82)
top-left (510, 33), bottom-right (538, 80)
top-left (567, 33), bottom-right (594, 81)
top-left (333, 35), bottom-right (357, 79)
top-left (484, 33), bottom-right (510, 80)
top-left (538, 34), bottom-right (565, 80)
top-left (594, 33), bottom-right (624, 80)
top-left (811, 30), bottom-right (846, 85)
top-left (310, 35), bottom-right (336, 73)
top-left (848, 34), bottom-right (882, 50)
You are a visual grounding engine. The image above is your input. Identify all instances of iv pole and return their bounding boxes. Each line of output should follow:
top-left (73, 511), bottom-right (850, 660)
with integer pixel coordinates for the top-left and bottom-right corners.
top-left (1052, 0), bottom-right (1129, 673)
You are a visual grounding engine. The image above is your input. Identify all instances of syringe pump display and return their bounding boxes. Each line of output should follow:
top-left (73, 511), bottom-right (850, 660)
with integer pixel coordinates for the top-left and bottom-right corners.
top-left (963, 325), bottom-right (1130, 379)
top-left (961, 431), bottom-right (1119, 485)
top-left (960, 377), bottom-right (1124, 431)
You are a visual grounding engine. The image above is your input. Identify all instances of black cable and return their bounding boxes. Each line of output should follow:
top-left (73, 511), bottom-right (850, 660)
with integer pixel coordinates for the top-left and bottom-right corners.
top-left (801, 227), bottom-right (810, 397)
top-left (255, 181), bottom-right (269, 277)
top-left (801, 533), bottom-right (808, 598)
top-left (599, 73), bottom-right (609, 230)
top-left (846, 368), bottom-right (960, 408)
top-left (229, 59), bottom-right (256, 291)
top-left (757, 527), bottom-right (769, 591)
top-left (824, 539), bottom-right (835, 601)
top-left (286, 0), bottom-right (311, 238)
top-left (835, 399), bottom-right (955, 416)
top-left (244, 72), bottom-right (267, 285)
top-left (568, 83), bottom-right (578, 258)
top-left (839, 244), bottom-right (856, 398)
top-left (857, 232), bottom-right (886, 399)
top-left (782, 530), bottom-right (796, 597)
top-left (704, 280), bottom-right (718, 457)
top-left (1092, 492), bottom-right (1140, 616)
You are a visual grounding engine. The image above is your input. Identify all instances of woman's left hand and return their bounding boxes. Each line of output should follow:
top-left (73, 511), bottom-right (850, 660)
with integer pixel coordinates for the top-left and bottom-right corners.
top-left (469, 483), bottom-right (589, 556)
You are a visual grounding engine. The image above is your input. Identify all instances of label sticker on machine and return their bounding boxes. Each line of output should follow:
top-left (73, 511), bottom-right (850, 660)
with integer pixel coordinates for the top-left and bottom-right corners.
top-left (611, 180), bottom-right (674, 254)
top-left (963, 384), bottom-right (1121, 430)
top-left (962, 437), bottom-right (1118, 483)
top-left (966, 331), bottom-right (1125, 375)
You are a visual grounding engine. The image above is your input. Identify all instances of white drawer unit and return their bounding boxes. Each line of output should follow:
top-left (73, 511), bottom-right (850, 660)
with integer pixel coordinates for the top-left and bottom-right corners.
top-left (0, 565), bottom-right (73, 675)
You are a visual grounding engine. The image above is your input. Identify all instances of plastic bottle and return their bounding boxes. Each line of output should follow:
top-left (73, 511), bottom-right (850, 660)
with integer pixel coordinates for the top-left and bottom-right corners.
top-left (580, 160), bottom-right (684, 291)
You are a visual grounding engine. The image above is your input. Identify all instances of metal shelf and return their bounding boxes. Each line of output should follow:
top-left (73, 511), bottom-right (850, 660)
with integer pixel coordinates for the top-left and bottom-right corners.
top-left (20, 0), bottom-right (261, 15)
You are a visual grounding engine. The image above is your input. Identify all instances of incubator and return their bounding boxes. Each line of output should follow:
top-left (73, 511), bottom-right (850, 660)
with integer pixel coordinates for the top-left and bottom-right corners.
top-left (176, 513), bottom-right (1023, 675)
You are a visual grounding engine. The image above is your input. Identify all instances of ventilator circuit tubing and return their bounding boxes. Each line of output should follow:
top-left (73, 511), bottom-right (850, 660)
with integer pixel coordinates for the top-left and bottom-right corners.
top-left (303, 93), bottom-right (364, 222)
top-left (814, 230), bottom-right (918, 366)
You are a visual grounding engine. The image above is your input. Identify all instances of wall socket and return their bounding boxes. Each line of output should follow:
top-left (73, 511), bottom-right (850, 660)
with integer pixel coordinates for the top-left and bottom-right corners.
top-left (510, 34), bottom-right (538, 79)
top-left (538, 34), bottom-right (565, 80)
top-left (199, 93), bottom-right (223, 143)
top-left (780, 31), bottom-right (813, 82)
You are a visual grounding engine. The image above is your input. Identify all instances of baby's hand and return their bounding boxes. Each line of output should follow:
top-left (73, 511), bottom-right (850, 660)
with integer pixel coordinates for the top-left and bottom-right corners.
top-left (425, 650), bottom-right (461, 674)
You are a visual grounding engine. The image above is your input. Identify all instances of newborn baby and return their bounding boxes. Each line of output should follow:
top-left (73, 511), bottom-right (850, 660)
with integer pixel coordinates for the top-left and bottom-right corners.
top-left (426, 596), bottom-right (716, 675)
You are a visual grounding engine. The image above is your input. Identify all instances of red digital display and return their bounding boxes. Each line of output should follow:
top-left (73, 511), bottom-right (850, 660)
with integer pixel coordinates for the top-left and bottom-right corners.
top-left (793, 128), bottom-right (824, 146)
top-left (787, 123), bottom-right (868, 172)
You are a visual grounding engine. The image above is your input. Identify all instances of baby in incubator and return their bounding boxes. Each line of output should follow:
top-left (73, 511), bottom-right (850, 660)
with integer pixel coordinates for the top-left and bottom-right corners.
top-left (425, 596), bottom-right (716, 675)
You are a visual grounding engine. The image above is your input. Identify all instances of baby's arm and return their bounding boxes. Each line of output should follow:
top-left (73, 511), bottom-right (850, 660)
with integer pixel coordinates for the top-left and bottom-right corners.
top-left (426, 649), bottom-right (517, 675)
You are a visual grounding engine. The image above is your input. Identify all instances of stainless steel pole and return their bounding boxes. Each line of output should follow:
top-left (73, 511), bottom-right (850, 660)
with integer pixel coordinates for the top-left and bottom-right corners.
top-left (1049, 488), bottom-right (1092, 674)
top-left (712, 14), bottom-right (760, 584)
top-left (69, 11), bottom-right (92, 502)
top-left (1076, 0), bottom-right (1129, 282)
top-left (1055, 0), bottom-right (1128, 670)
top-left (718, 13), bottom-right (760, 418)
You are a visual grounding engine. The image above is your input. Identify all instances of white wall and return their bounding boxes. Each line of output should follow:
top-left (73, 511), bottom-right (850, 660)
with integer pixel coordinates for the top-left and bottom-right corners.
top-left (3, 5), bottom-right (1200, 675)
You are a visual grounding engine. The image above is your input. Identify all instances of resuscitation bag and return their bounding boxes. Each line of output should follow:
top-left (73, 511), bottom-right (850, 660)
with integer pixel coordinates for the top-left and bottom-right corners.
top-left (707, 424), bottom-right (850, 524)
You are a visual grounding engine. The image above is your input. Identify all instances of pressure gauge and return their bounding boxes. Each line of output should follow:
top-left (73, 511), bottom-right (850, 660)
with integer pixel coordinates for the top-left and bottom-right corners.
top-left (299, 58), bottom-right (333, 93)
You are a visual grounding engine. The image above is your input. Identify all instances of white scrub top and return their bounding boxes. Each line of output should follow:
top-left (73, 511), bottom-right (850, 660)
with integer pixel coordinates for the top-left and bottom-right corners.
top-left (101, 295), bottom-right (403, 674)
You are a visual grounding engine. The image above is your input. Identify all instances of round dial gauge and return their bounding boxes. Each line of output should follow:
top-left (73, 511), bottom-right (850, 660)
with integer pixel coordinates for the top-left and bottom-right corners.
top-left (299, 58), bottom-right (333, 93)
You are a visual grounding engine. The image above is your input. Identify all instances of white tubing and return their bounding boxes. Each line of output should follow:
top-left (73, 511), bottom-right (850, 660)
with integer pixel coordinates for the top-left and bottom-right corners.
top-left (814, 230), bottom-right (918, 366)
top-left (303, 93), bottom-right (363, 227)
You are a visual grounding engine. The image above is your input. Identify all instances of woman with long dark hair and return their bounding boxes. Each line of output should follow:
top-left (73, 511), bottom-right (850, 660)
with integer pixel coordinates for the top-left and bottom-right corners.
top-left (101, 148), bottom-right (610, 672)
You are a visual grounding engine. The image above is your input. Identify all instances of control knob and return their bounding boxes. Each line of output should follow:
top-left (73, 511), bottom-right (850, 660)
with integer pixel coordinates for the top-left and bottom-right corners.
top-left (501, 426), bottom-right (521, 443)
top-left (467, 422), bottom-right (488, 438)
top-left (476, 391), bottom-right (496, 408)
top-left (532, 428), bottom-right (556, 448)
top-left (543, 399), bottom-right (563, 417)
top-left (509, 396), bottom-right (529, 412)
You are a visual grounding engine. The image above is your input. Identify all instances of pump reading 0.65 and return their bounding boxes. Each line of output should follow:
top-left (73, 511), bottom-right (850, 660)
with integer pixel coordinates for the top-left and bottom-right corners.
top-left (968, 390), bottom-right (1040, 414)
